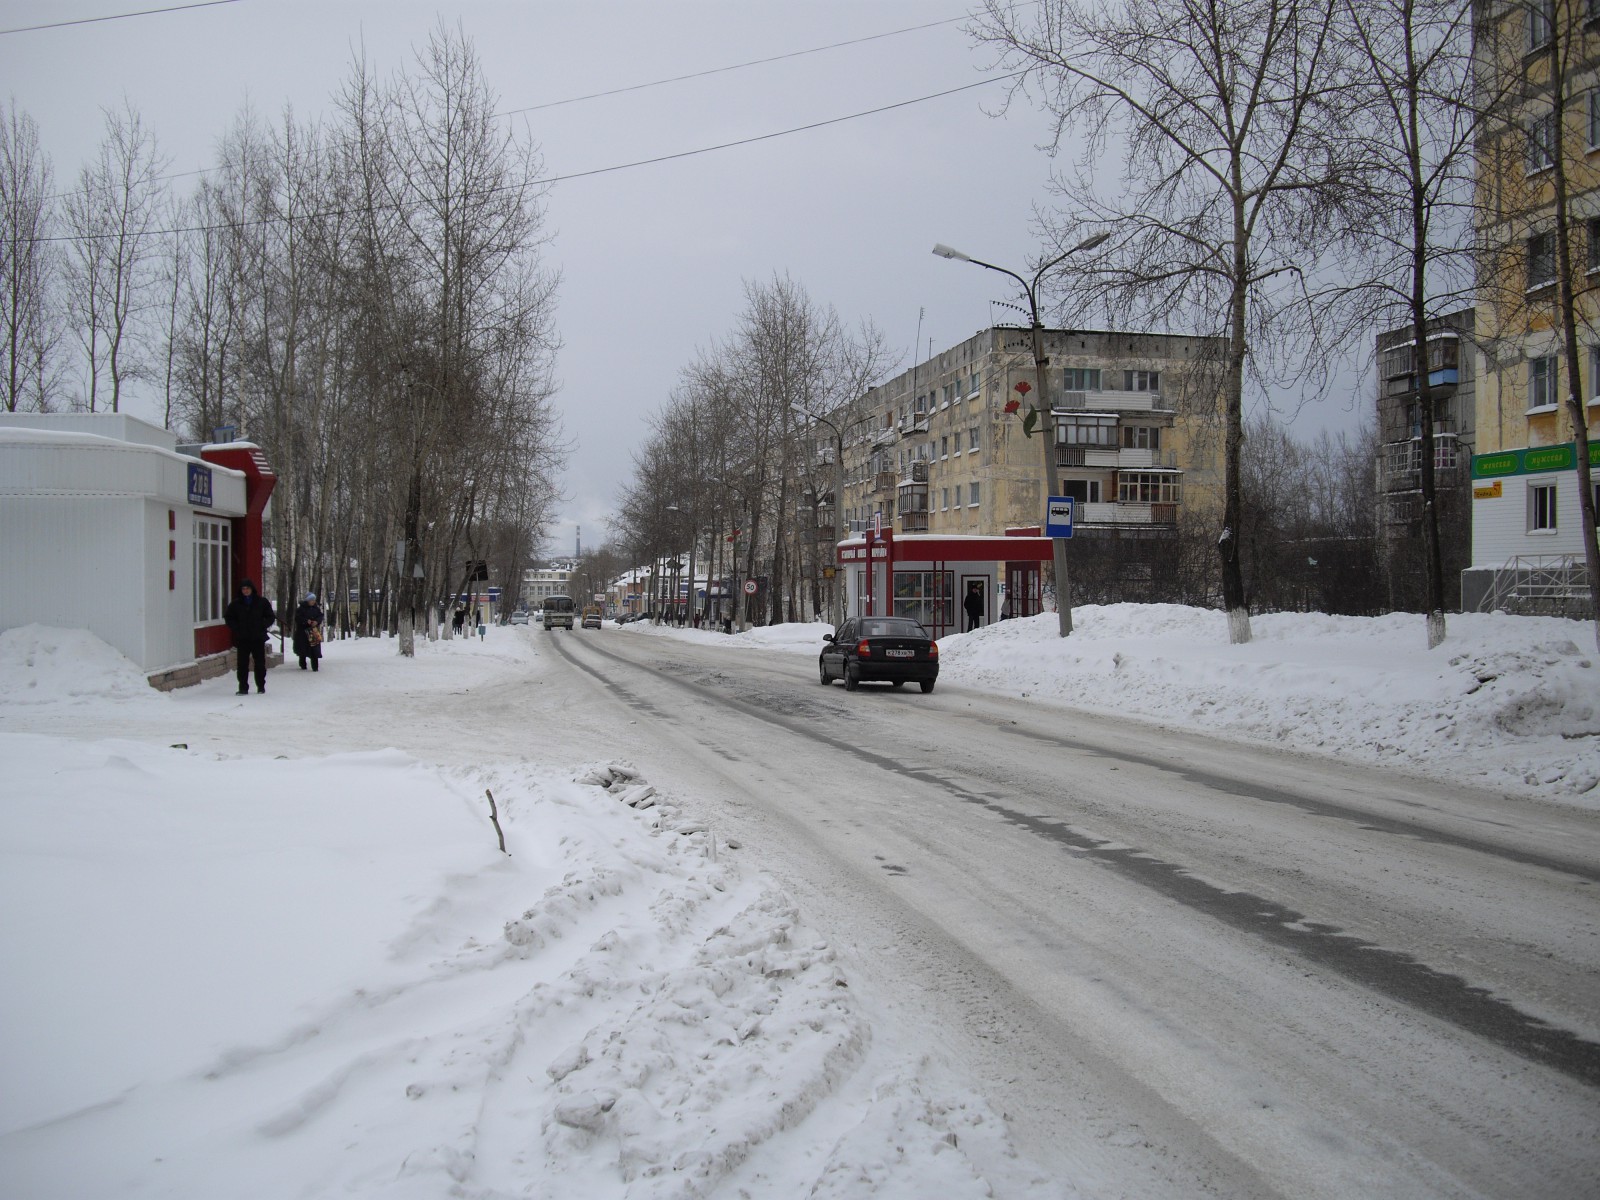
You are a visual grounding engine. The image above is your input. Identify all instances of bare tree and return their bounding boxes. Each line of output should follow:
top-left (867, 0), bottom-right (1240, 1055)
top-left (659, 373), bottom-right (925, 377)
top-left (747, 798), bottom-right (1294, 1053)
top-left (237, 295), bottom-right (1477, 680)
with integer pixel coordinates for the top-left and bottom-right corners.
top-left (1339, 0), bottom-right (1485, 647)
top-left (61, 100), bottom-right (168, 411)
top-left (0, 100), bottom-right (60, 412)
top-left (974, 0), bottom-right (1366, 642)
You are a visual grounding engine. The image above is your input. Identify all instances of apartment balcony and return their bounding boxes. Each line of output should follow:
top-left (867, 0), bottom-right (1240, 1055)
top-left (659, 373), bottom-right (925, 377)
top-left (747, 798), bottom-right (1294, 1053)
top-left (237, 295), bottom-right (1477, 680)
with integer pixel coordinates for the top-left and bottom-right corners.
top-left (873, 470), bottom-right (896, 493)
top-left (1057, 389), bottom-right (1165, 413)
top-left (1076, 501), bottom-right (1179, 526)
top-left (900, 510), bottom-right (930, 532)
top-left (1380, 434), bottom-right (1462, 493)
top-left (1056, 446), bottom-right (1172, 469)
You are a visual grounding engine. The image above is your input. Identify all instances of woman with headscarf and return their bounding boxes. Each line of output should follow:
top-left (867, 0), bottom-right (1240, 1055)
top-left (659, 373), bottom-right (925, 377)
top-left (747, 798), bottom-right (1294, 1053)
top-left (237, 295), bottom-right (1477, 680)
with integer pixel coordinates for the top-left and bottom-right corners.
top-left (293, 592), bottom-right (325, 672)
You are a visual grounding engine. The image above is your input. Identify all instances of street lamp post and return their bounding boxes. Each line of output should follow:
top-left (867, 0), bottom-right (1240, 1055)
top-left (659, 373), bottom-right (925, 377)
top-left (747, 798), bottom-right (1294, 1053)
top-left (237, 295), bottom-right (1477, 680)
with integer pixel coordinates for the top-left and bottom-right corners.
top-left (932, 231), bottom-right (1108, 637)
top-left (791, 403), bottom-right (848, 626)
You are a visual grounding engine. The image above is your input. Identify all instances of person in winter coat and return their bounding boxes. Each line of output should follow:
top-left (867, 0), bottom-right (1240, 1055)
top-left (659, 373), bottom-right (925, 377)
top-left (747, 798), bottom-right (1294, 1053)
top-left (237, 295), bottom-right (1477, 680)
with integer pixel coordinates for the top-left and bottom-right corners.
top-left (293, 592), bottom-right (325, 672)
top-left (963, 582), bottom-right (985, 632)
top-left (224, 578), bottom-right (276, 695)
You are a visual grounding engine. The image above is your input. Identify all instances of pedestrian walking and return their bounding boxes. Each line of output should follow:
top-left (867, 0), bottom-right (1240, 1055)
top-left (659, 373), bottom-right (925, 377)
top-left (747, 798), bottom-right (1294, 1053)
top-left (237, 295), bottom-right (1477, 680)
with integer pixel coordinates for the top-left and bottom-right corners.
top-left (293, 592), bottom-right (325, 672)
top-left (964, 582), bottom-right (984, 632)
top-left (224, 578), bottom-right (275, 695)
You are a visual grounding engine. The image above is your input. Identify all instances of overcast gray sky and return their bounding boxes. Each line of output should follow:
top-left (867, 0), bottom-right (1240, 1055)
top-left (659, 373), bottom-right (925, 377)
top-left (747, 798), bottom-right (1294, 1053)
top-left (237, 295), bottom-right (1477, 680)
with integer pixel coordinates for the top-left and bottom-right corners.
top-left (2, 0), bottom-right (1369, 559)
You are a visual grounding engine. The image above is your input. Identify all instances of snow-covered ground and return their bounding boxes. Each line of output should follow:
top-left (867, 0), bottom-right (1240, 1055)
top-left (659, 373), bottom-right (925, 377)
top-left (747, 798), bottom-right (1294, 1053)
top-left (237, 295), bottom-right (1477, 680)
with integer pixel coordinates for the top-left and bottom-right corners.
top-left (0, 606), bottom-right (1595, 1198)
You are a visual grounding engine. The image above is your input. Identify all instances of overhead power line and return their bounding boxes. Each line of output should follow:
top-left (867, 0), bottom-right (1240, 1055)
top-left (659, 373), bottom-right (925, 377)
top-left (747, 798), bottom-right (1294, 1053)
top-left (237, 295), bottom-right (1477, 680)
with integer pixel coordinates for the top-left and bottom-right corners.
top-left (0, 0), bottom-right (241, 36)
top-left (497, 13), bottom-right (972, 116)
top-left (28, 71), bottom-right (1022, 245)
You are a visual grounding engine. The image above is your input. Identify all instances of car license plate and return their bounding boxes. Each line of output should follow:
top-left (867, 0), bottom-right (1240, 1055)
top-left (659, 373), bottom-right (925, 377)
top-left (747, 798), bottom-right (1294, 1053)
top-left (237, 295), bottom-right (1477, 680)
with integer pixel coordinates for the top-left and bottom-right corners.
top-left (886, 648), bottom-right (914, 658)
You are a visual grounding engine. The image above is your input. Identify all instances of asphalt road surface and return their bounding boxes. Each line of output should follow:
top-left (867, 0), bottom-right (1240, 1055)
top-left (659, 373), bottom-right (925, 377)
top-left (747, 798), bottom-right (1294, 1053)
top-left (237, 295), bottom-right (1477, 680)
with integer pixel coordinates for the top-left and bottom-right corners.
top-left (527, 624), bottom-right (1600, 1200)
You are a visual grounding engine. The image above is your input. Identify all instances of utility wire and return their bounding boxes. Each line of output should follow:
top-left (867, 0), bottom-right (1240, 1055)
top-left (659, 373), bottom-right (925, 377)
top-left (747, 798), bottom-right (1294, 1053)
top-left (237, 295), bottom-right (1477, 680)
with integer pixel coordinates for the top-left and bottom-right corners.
top-left (0, 0), bottom-right (241, 36)
top-left (497, 13), bottom-right (973, 116)
top-left (28, 71), bottom-right (1022, 245)
top-left (31, 4), bottom-right (998, 203)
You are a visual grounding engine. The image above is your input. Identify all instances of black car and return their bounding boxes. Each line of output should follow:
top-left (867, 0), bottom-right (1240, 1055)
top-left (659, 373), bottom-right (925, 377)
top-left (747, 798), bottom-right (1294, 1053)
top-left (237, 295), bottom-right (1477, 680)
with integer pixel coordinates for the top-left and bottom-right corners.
top-left (819, 617), bottom-right (939, 693)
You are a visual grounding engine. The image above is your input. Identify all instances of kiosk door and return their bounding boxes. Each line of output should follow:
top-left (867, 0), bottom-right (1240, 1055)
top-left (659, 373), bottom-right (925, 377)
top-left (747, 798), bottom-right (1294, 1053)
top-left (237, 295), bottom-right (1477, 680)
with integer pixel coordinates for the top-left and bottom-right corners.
top-left (1005, 562), bottom-right (1041, 618)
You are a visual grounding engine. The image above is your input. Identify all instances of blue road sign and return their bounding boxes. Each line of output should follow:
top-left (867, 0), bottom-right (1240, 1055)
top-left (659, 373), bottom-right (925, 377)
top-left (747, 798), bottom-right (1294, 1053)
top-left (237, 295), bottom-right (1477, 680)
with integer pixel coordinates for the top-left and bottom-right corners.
top-left (1046, 496), bottom-right (1074, 539)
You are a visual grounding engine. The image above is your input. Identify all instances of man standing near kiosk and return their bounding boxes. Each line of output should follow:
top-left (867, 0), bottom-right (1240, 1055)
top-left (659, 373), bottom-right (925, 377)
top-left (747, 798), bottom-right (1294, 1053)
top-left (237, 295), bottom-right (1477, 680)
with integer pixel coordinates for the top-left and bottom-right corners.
top-left (225, 578), bottom-right (276, 695)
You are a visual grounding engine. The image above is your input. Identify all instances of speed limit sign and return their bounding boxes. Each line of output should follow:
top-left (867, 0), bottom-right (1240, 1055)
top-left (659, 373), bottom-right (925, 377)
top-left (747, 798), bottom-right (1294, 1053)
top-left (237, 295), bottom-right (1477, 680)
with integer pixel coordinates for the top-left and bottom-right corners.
top-left (743, 579), bottom-right (757, 595)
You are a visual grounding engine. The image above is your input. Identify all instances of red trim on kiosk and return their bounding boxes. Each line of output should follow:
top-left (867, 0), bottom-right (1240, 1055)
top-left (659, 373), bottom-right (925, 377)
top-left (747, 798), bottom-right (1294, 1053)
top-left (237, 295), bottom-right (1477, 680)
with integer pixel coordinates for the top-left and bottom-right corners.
top-left (197, 444), bottom-right (277, 660)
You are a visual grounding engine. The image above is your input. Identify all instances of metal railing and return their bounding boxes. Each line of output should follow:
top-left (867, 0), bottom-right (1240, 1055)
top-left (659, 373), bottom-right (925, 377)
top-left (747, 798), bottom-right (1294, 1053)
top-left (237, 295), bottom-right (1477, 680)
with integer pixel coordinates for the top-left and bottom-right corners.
top-left (1485, 554), bottom-right (1592, 616)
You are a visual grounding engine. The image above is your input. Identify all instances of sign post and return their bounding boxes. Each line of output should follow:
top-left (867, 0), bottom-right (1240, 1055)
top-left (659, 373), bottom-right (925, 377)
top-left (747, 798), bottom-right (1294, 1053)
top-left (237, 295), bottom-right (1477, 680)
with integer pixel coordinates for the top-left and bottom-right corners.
top-left (1045, 496), bottom-right (1074, 634)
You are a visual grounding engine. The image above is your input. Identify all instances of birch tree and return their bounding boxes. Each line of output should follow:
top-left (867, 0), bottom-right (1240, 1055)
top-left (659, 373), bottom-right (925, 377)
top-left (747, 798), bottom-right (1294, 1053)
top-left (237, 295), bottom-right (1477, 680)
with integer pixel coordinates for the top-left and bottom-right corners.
top-left (61, 100), bottom-right (167, 412)
top-left (0, 100), bottom-right (59, 412)
top-left (974, 0), bottom-right (1365, 642)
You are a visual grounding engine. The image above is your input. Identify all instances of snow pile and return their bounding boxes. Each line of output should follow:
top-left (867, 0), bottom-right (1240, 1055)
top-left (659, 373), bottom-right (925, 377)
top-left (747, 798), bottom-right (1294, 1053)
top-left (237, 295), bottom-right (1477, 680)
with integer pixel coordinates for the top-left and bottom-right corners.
top-left (0, 651), bottom-right (1043, 1198)
top-left (0, 623), bottom-right (158, 705)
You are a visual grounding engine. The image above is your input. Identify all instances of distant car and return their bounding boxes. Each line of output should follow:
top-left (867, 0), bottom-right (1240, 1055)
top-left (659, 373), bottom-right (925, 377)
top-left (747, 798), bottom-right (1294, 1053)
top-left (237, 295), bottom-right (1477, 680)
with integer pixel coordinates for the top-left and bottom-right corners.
top-left (581, 607), bottom-right (603, 629)
top-left (508, 611), bottom-right (529, 625)
top-left (819, 617), bottom-right (939, 693)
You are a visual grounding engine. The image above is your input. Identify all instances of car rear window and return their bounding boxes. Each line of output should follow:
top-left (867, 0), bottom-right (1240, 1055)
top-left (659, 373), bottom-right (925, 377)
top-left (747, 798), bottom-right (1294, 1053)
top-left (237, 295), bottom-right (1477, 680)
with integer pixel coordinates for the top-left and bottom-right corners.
top-left (863, 620), bottom-right (926, 638)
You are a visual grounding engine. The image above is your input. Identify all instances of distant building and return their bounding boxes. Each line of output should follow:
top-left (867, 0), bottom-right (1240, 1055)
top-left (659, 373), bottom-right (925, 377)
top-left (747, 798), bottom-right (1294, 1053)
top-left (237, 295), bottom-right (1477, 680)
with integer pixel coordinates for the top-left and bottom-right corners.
top-left (832, 326), bottom-right (1226, 605)
top-left (522, 563), bottom-right (573, 606)
top-left (1374, 309), bottom-right (1477, 611)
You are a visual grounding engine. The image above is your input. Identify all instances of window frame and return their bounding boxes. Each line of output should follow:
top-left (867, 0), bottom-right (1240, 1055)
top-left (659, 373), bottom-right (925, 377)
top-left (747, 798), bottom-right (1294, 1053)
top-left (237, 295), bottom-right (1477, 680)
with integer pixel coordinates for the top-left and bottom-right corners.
top-left (1529, 354), bottom-right (1558, 410)
top-left (1528, 232), bottom-right (1556, 290)
top-left (1529, 481), bottom-right (1558, 532)
top-left (1526, 110), bottom-right (1557, 173)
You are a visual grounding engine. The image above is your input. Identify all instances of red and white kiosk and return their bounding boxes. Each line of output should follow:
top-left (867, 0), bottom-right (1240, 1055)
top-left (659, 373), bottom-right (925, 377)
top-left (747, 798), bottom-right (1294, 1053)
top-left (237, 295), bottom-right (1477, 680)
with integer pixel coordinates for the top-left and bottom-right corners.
top-left (0, 413), bottom-right (277, 687)
top-left (836, 526), bottom-right (1054, 637)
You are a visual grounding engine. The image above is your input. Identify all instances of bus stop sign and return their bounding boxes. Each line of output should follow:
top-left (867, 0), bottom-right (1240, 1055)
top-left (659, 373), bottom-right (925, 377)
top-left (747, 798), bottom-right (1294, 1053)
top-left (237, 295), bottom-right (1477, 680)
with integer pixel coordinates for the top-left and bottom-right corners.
top-left (1046, 496), bottom-right (1075, 539)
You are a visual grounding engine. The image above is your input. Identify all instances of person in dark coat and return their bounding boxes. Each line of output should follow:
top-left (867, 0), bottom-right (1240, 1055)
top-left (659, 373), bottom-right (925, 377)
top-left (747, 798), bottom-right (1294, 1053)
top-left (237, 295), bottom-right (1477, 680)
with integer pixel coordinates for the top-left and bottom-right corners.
top-left (293, 592), bottom-right (325, 672)
top-left (964, 582), bottom-right (985, 632)
top-left (224, 578), bottom-right (275, 695)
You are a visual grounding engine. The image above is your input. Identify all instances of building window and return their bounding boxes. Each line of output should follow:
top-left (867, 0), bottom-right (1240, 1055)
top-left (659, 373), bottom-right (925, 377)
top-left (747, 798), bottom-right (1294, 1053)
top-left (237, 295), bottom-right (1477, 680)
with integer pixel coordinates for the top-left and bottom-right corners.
top-left (1528, 232), bottom-right (1555, 289)
top-left (1057, 413), bottom-right (1118, 445)
top-left (954, 483), bottom-right (964, 507)
top-left (1122, 425), bottom-right (1162, 450)
top-left (1117, 472), bottom-right (1182, 504)
top-left (1591, 345), bottom-right (1600, 402)
top-left (892, 570), bottom-right (952, 627)
top-left (1526, 111), bottom-right (1556, 172)
top-left (1124, 370), bottom-right (1160, 391)
top-left (968, 427), bottom-right (980, 453)
top-left (1528, 0), bottom-right (1553, 50)
top-left (969, 481), bottom-right (980, 507)
top-left (194, 518), bottom-right (231, 624)
top-left (1530, 482), bottom-right (1557, 532)
top-left (1061, 479), bottom-right (1102, 503)
top-left (1529, 355), bottom-right (1558, 408)
top-left (941, 435), bottom-right (949, 459)
top-left (941, 487), bottom-right (950, 511)
top-left (1063, 367), bottom-right (1101, 390)
top-left (1590, 91), bottom-right (1600, 147)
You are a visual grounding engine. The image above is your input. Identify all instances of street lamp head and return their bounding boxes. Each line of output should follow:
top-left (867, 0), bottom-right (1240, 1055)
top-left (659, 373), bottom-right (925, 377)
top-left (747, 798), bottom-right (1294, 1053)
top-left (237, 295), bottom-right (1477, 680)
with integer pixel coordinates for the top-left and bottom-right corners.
top-left (931, 243), bottom-right (971, 262)
top-left (1073, 231), bottom-right (1110, 253)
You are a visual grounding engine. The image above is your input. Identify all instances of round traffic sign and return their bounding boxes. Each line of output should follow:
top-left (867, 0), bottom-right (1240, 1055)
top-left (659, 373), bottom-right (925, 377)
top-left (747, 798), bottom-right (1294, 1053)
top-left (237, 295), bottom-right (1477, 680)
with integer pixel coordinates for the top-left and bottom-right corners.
top-left (743, 579), bottom-right (757, 594)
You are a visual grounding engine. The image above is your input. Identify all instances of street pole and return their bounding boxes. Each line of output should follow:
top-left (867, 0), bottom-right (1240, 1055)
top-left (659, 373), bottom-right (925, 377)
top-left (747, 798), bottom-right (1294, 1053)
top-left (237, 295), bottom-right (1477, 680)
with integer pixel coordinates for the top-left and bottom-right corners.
top-left (933, 232), bottom-right (1108, 638)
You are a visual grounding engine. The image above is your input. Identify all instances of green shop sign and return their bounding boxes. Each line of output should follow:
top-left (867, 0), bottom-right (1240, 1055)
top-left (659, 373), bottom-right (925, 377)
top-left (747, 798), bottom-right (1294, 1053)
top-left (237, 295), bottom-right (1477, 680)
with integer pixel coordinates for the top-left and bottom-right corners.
top-left (1472, 440), bottom-right (1599, 479)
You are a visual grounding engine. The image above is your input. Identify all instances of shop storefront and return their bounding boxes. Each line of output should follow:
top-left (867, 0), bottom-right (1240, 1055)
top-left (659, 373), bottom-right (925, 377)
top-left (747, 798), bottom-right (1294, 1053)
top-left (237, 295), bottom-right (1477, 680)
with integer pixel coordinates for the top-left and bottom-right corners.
top-left (836, 528), bottom-right (1054, 638)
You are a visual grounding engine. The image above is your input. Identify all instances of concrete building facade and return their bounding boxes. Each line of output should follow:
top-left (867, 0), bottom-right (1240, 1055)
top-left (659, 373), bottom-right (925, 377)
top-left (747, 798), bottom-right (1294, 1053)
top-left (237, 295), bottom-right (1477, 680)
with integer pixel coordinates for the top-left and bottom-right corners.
top-left (832, 326), bottom-right (1227, 605)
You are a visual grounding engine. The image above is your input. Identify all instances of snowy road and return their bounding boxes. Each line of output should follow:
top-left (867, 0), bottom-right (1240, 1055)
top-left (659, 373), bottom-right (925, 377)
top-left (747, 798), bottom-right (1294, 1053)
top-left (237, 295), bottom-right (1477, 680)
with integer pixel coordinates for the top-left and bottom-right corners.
top-left (529, 624), bottom-right (1600, 1200)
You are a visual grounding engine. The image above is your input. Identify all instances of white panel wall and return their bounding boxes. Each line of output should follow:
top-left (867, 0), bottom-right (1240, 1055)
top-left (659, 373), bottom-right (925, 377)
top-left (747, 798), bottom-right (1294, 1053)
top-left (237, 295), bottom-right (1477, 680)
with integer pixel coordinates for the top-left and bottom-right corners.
top-left (1470, 472), bottom-right (1591, 569)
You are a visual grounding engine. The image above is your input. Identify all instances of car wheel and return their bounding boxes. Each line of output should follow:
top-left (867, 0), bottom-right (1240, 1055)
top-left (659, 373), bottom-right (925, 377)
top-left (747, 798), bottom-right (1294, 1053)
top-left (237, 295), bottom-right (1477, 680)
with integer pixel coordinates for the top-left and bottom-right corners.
top-left (919, 680), bottom-right (935, 694)
top-left (891, 680), bottom-right (904, 688)
top-left (844, 664), bottom-right (860, 692)
top-left (818, 660), bottom-right (831, 685)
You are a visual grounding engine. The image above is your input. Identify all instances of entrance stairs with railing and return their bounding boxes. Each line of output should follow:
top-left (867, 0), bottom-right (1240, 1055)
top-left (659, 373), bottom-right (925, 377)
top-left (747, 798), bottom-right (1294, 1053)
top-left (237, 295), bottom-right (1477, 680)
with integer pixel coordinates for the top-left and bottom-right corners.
top-left (1485, 555), bottom-right (1593, 618)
